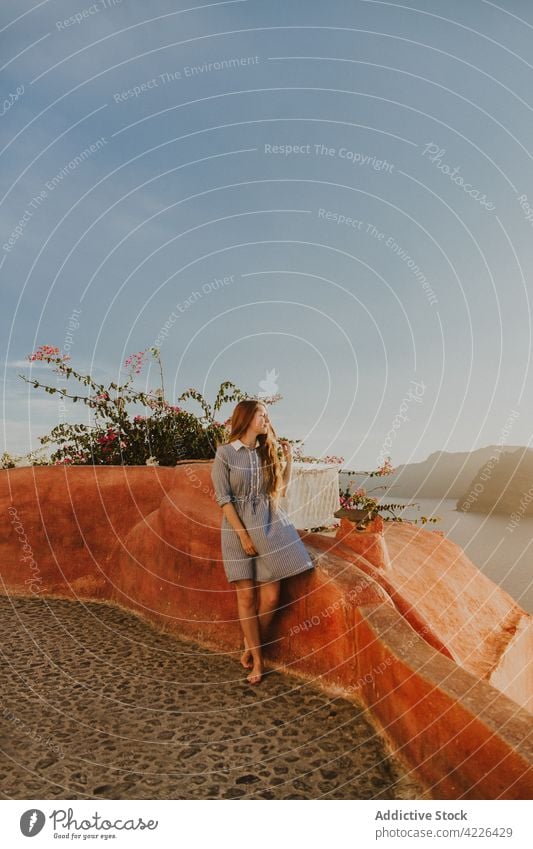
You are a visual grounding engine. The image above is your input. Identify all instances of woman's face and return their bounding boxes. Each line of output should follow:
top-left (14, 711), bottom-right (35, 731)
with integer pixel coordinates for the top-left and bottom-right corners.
top-left (252, 405), bottom-right (269, 434)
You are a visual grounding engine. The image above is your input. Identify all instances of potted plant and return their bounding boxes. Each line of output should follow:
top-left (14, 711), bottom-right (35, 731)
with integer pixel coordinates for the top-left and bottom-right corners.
top-left (336, 459), bottom-right (440, 530)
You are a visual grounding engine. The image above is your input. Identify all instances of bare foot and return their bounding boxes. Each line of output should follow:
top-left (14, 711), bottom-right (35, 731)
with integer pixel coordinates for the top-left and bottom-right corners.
top-left (247, 661), bottom-right (263, 685)
top-left (240, 638), bottom-right (253, 669)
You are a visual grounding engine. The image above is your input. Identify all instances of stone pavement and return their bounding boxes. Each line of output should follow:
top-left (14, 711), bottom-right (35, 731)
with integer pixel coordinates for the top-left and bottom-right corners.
top-left (0, 596), bottom-right (426, 800)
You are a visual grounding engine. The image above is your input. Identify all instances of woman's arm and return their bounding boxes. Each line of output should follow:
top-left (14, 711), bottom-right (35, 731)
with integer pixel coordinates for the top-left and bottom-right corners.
top-left (280, 440), bottom-right (293, 498)
top-left (221, 504), bottom-right (258, 556)
top-left (210, 447), bottom-right (258, 555)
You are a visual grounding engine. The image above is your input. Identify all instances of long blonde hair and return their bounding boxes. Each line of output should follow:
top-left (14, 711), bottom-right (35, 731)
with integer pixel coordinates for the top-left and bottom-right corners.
top-left (224, 400), bottom-right (284, 505)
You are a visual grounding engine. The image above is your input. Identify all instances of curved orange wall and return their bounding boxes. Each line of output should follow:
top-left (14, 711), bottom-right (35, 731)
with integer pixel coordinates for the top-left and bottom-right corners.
top-left (1, 464), bottom-right (532, 799)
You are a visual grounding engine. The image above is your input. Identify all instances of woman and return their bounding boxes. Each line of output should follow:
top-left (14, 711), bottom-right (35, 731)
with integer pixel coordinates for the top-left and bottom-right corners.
top-left (210, 400), bottom-right (315, 685)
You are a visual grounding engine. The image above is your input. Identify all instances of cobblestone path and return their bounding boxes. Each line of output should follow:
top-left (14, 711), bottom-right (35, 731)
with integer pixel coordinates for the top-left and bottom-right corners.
top-left (0, 596), bottom-right (426, 800)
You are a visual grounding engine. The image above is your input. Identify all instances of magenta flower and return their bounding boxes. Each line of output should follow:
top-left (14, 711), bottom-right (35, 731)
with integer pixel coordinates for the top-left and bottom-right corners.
top-left (376, 457), bottom-right (395, 476)
top-left (29, 344), bottom-right (70, 362)
top-left (124, 350), bottom-right (146, 374)
top-left (322, 455), bottom-right (345, 465)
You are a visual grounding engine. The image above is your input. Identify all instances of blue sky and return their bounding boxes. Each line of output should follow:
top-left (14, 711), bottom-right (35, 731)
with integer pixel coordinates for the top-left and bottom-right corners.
top-left (2, 0), bottom-right (533, 468)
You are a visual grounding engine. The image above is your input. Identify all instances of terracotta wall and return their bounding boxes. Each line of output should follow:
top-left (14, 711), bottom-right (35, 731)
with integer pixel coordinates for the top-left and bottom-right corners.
top-left (321, 515), bottom-right (532, 712)
top-left (1, 464), bottom-right (532, 798)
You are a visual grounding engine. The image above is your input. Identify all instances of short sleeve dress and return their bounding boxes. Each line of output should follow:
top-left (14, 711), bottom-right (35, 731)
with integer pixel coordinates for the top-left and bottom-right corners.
top-left (210, 440), bottom-right (316, 583)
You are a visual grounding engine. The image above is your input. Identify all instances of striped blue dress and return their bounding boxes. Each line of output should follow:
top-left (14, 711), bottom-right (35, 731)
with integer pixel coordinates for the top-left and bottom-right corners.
top-left (210, 439), bottom-right (316, 583)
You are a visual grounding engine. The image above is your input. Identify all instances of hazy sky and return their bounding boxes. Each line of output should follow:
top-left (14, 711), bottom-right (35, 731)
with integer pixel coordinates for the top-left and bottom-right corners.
top-left (2, 0), bottom-right (533, 468)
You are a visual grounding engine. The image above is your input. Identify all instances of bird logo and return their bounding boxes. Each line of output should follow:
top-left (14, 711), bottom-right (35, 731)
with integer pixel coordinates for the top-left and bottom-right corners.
top-left (258, 369), bottom-right (279, 397)
top-left (20, 809), bottom-right (46, 837)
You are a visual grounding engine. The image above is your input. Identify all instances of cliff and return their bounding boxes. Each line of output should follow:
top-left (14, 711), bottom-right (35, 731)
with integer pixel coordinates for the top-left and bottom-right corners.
top-left (342, 445), bottom-right (524, 500)
top-left (457, 447), bottom-right (533, 517)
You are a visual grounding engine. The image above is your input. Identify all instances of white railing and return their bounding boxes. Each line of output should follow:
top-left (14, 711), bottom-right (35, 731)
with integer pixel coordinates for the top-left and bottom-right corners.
top-left (279, 462), bottom-right (341, 530)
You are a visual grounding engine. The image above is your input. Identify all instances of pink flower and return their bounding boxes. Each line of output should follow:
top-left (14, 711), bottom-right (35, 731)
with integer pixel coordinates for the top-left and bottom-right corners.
top-left (29, 344), bottom-right (70, 362)
top-left (376, 457), bottom-right (395, 476)
top-left (124, 350), bottom-right (146, 373)
top-left (96, 427), bottom-right (118, 445)
top-left (323, 455), bottom-right (344, 465)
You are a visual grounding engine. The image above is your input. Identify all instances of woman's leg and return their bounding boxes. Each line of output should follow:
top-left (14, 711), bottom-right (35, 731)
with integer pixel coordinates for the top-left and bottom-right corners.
top-left (240, 582), bottom-right (257, 669)
top-left (234, 579), bottom-right (263, 684)
top-left (256, 579), bottom-right (281, 644)
top-left (242, 579), bottom-right (281, 663)
top-left (243, 579), bottom-right (281, 660)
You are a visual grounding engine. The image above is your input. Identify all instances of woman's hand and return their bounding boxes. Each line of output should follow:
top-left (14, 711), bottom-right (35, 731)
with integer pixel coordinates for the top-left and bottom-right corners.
top-left (279, 439), bottom-right (293, 462)
top-left (221, 504), bottom-right (258, 553)
top-left (237, 528), bottom-right (258, 556)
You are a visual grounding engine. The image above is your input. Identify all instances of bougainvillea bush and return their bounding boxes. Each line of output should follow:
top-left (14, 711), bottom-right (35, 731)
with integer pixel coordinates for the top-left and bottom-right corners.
top-left (20, 346), bottom-right (258, 466)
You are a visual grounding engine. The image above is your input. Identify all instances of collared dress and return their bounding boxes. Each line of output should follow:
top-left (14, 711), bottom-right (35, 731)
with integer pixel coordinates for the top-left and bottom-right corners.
top-left (210, 439), bottom-right (316, 583)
